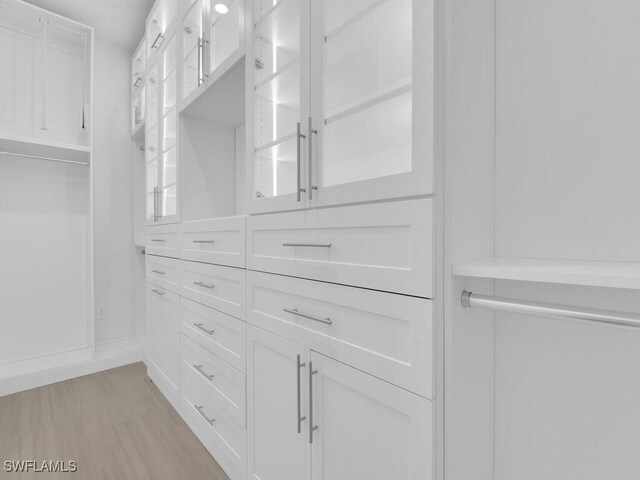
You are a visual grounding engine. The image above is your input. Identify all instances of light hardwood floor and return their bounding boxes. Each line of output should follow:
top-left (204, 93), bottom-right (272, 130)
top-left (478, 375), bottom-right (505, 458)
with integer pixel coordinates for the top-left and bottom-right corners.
top-left (0, 362), bottom-right (231, 480)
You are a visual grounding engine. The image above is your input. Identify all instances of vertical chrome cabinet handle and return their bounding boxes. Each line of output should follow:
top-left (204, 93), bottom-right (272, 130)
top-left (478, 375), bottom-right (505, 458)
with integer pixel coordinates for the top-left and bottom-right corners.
top-left (309, 361), bottom-right (319, 444)
top-left (296, 122), bottom-right (306, 202)
top-left (297, 355), bottom-right (307, 434)
top-left (194, 405), bottom-right (215, 425)
top-left (193, 364), bottom-right (215, 381)
top-left (308, 117), bottom-right (318, 200)
top-left (193, 323), bottom-right (215, 335)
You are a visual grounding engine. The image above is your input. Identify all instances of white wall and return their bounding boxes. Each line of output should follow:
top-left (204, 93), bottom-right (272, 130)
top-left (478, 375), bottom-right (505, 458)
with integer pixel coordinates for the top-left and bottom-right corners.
top-left (92, 36), bottom-right (136, 343)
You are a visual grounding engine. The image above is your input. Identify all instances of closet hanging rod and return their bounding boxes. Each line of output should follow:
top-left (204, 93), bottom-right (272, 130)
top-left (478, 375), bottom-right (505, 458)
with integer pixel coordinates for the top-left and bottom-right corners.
top-left (0, 150), bottom-right (89, 166)
top-left (461, 290), bottom-right (640, 329)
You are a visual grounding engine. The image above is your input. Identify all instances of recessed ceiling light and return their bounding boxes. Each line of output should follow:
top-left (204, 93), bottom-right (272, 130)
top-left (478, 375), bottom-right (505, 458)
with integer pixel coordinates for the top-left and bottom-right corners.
top-left (214, 3), bottom-right (229, 14)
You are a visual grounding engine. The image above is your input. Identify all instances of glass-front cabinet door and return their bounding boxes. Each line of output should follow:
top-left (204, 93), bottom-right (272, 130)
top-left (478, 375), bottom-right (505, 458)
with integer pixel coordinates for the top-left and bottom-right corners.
top-left (248, 0), bottom-right (310, 213)
top-left (160, 34), bottom-right (179, 222)
top-left (146, 32), bottom-right (180, 225)
top-left (146, 59), bottom-right (160, 223)
top-left (207, 0), bottom-right (244, 75)
top-left (182, 0), bottom-right (204, 99)
top-left (308, 0), bottom-right (434, 207)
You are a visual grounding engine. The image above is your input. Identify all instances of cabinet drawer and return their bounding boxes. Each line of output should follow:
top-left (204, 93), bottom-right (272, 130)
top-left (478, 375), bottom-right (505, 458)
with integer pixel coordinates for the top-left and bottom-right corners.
top-left (181, 298), bottom-right (246, 373)
top-left (146, 255), bottom-right (179, 292)
top-left (181, 334), bottom-right (246, 426)
top-left (247, 271), bottom-right (434, 398)
top-left (146, 224), bottom-right (181, 258)
top-left (247, 198), bottom-right (434, 298)
top-left (181, 368), bottom-right (246, 480)
top-left (181, 216), bottom-right (246, 268)
top-left (179, 261), bottom-right (246, 320)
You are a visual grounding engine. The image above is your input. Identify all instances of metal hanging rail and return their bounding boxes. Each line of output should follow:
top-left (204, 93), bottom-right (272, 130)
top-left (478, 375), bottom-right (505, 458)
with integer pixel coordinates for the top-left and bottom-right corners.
top-left (0, 150), bottom-right (89, 166)
top-left (461, 290), bottom-right (640, 329)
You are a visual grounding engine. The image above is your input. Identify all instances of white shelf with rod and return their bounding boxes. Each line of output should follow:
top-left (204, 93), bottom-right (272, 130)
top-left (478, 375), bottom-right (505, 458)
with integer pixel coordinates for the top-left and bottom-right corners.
top-left (452, 257), bottom-right (640, 290)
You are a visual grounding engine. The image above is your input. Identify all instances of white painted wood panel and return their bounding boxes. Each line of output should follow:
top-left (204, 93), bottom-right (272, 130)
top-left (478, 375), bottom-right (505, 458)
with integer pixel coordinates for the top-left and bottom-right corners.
top-left (180, 215), bottom-right (246, 267)
top-left (247, 325), bottom-right (310, 480)
top-left (145, 282), bottom-right (180, 397)
top-left (178, 260), bottom-right (246, 319)
top-left (180, 334), bottom-right (246, 426)
top-left (181, 366), bottom-right (246, 480)
top-left (247, 270), bottom-right (434, 398)
top-left (145, 254), bottom-right (179, 292)
top-left (181, 297), bottom-right (246, 373)
top-left (310, 352), bottom-right (433, 480)
top-left (247, 198), bottom-right (434, 297)
top-left (146, 223), bottom-right (181, 258)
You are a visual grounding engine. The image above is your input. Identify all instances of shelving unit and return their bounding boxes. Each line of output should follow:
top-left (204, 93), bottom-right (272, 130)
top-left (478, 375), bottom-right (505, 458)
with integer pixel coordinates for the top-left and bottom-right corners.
top-left (453, 257), bottom-right (640, 290)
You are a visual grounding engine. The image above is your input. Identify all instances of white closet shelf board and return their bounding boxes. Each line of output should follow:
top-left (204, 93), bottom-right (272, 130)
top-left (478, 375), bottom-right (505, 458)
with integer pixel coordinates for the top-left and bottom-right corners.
top-left (179, 55), bottom-right (245, 127)
top-left (0, 134), bottom-right (91, 164)
top-left (453, 257), bottom-right (640, 290)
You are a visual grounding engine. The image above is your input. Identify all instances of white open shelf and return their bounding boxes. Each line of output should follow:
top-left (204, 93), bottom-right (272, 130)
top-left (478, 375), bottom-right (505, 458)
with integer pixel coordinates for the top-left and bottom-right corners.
top-left (0, 134), bottom-right (91, 164)
top-left (453, 257), bottom-right (640, 290)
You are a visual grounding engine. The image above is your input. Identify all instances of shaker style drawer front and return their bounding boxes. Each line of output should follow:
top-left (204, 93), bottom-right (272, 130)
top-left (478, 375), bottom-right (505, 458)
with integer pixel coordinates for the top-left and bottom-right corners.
top-left (181, 297), bottom-right (246, 373)
top-left (146, 224), bottom-right (181, 258)
top-left (179, 261), bottom-right (246, 320)
top-left (181, 368), bottom-right (246, 480)
top-left (247, 198), bottom-right (434, 298)
top-left (180, 216), bottom-right (246, 268)
top-left (181, 334), bottom-right (246, 426)
top-left (146, 255), bottom-right (179, 292)
top-left (247, 271), bottom-right (434, 398)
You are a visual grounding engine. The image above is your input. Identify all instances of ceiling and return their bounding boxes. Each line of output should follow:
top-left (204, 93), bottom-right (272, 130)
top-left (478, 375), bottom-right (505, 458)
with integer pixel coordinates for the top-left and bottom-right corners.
top-left (23, 0), bottom-right (155, 51)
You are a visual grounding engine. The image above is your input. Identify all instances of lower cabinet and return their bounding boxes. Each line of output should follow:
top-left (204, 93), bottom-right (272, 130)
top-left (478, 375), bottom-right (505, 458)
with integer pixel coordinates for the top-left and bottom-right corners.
top-left (247, 325), bottom-right (433, 480)
top-left (145, 282), bottom-right (180, 403)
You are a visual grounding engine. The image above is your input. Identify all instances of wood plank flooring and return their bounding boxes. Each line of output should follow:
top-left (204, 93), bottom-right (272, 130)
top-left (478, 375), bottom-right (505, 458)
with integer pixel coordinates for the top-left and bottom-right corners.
top-left (0, 362), bottom-right (231, 480)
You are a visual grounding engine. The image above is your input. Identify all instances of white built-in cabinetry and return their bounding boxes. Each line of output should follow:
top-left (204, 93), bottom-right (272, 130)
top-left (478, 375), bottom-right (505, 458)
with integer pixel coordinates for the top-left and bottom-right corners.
top-left (134, 0), bottom-right (438, 479)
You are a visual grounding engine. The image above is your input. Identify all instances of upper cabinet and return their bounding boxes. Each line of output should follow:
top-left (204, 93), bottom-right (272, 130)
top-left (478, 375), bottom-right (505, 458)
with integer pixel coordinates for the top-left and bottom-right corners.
top-left (146, 29), bottom-right (181, 225)
top-left (247, 0), bottom-right (435, 213)
top-left (131, 37), bottom-right (146, 134)
top-left (181, 0), bottom-right (245, 103)
top-left (0, 1), bottom-right (92, 148)
top-left (146, 0), bottom-right (179, 60)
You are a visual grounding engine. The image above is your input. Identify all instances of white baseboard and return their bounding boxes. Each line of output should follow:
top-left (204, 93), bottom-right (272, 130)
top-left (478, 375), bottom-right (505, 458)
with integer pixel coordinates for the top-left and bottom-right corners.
top-left (145, 357), bottom-right (180, 411)
top-left (0, 336), bottom-right (144, 397)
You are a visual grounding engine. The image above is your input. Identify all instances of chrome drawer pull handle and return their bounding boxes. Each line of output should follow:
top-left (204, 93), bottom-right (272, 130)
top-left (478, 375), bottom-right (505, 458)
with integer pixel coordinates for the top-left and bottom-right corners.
top-left (151, 289), bottom-right (164, 296)
top-left (193, 240), bottom-right (215, 244)
top-left (193, 364), bottom-right (215, 381)
top-left (193, 323), bottom-right (215, 335)
top-left (282, 243), bottom-right (332, 248)
top-left (284, 308), bottom-right (332, 325)
top-left (194, 405), bottom-right (215, 425)
top-left (150, 239), bottom-right (165, 243)
top-left (193, 323), bottom-right (216, 335)
top-left (193, 281), bottom-right (215, 289)
top-left (151, 269), bottom-right (165, 275)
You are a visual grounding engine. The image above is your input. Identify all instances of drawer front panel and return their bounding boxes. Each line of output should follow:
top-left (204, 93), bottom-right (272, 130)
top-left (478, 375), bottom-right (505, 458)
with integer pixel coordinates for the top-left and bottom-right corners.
top-left (181, 216), bottom-right (246, 268)
top-left (179, 261), bottom-right (246, 320)
top-left (181, 368), bottom-right (246, 480)
top-left (181, 334), bottom-right (246, 426)
top-left (146, 224), bottom-right (181, 258)
top-left (146, 255), bottom-right (179, 292)
top-left (247, 271), bottom-right (434, 398)
top-left (247, 198), bottom-right (434, 298)
top-left (180, 297), bottom-right (246, 373)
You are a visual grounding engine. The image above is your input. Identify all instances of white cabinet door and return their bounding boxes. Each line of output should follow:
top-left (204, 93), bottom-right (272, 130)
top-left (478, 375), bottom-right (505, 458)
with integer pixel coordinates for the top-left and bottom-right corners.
top-left (247, 326), bottom-right (310, 480)
top-left (146, 282), bottom-right (180, 399)
top-left (146, 58), bottom-right (161, 224)
top-left (308, 0), bottom-right (435, 207)
top-left (309, 352), bottom-right (433, 480)
top-left (246, 0), bottom-right (311, 213)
